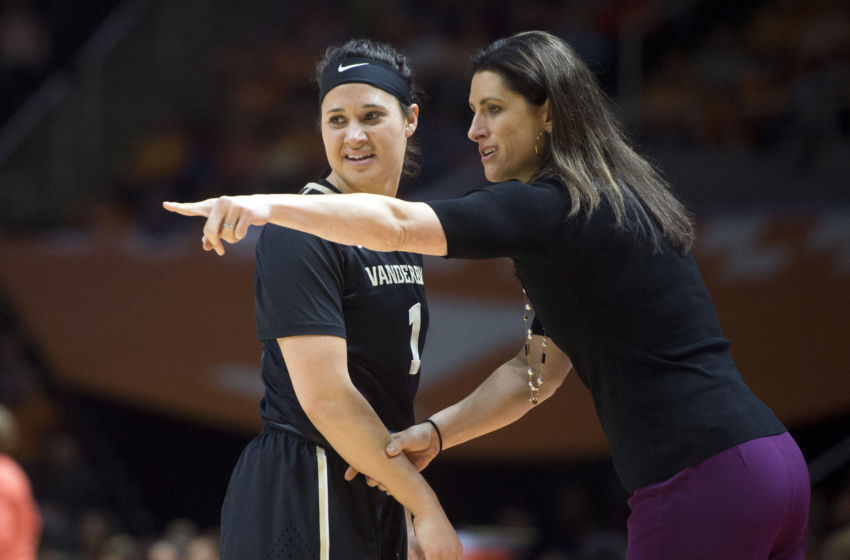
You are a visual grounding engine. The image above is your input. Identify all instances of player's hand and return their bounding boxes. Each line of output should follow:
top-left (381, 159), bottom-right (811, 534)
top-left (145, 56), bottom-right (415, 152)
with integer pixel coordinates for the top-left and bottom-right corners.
top-left (162, 195), bottom-right (272, 255)
top-left (413, 508), bottom-right (462, 560)
top-left (344, 422), bottom-right (440, 483)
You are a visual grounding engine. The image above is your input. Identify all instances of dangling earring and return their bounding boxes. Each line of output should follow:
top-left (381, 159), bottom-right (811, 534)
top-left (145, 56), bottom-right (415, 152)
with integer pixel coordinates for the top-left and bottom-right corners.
top-left (534, 130), bottom-right (545, 155)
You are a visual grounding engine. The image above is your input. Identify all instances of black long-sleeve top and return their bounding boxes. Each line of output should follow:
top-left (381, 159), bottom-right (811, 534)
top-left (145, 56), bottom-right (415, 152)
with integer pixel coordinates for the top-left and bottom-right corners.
top-left (426, 175), bottom-right (786, 493)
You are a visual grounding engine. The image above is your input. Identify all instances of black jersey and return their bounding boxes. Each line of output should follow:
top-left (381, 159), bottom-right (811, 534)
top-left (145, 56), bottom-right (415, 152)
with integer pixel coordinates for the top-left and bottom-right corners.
top-left (255, 179), bottom-right (428, 441)
top-left (426, 176), bottom-right (786, 493)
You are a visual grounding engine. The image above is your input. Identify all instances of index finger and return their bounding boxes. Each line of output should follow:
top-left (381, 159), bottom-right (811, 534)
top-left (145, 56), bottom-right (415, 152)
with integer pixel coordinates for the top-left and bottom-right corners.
top-left (162, 200), bottom-right (214, 217)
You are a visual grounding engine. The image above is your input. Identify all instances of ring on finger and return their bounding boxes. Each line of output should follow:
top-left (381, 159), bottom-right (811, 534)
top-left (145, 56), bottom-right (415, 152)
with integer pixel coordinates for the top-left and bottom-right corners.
top-left (222, 223), bottom-right (235, 230)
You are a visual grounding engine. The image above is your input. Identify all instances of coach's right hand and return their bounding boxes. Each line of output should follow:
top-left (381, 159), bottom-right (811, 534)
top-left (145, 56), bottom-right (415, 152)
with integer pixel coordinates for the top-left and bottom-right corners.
top-left (163, 195), bottom-right (272, 255)
top-left (345, 421), bottom-right (441, 487)
top-left (386, 422), bottom-right (441, 471)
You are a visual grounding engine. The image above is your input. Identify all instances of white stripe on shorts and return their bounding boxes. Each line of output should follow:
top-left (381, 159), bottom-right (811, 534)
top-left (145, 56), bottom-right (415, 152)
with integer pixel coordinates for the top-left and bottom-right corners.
top-left (317, 446), bottom-right (330, 560)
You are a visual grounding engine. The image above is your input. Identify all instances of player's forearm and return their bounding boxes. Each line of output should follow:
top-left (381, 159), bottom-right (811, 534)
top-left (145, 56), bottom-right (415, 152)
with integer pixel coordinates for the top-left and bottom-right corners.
top-left (302, 385), bottom-right (445, 517)
top-left (264, 193), bottom-right (446, 256)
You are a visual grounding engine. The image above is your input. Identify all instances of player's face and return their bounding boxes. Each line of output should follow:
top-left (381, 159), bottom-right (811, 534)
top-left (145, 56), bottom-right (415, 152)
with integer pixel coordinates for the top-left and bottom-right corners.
top-left (467, 70), bottom-right (549, 183)
top-left (321, 83), bottom-right (418, 196)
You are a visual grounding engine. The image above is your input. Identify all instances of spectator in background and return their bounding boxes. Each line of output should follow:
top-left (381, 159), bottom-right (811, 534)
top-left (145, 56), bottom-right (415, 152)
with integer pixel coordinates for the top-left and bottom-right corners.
top-left (822, 526), bottom-right (850, 560)
top-left (0, 403), bottom-right (41, 560)
top-left (638, 50), bottom-right (702, 146)
top-left (785, 4), bottom-right (849, 172)
top-left (183, 534), bottom-right (219, 560)
top-left (693, 23), bottom-right (751, 150)
top-left (145, 539), bottom-right (180, 560)
top-left (0, 0), bottom-right (51, 125)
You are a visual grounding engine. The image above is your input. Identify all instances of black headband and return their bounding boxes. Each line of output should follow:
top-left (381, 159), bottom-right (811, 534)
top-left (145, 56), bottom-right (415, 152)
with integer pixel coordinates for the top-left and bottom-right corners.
top-left (319, 57), bottom-right (413, 106)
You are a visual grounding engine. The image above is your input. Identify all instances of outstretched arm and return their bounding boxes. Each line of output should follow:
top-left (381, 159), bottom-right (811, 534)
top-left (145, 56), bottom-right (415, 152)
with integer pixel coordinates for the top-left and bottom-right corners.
top-left (163, 193), bottom-right (447, 256)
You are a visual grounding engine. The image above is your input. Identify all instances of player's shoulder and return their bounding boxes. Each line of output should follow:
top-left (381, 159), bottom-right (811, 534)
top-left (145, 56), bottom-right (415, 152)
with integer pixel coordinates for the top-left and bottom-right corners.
top-left (257, 223), bottom-right (341, 262)
top-left (258, 179), bottom-right (344, 249)
top-left (356, 245), bottom-right (424, 267)
top-left (258, 222), bottom-right (315, 245)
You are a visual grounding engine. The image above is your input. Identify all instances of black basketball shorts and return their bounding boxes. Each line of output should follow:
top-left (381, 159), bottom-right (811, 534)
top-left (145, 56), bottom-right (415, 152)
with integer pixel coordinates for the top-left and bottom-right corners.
top-left (220, 424), bottom-right (407, 559)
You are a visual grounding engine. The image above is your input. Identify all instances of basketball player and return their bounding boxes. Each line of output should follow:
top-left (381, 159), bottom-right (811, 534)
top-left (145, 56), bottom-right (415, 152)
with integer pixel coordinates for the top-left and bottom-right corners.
top-left (192, 40), bottom-right (460, 560)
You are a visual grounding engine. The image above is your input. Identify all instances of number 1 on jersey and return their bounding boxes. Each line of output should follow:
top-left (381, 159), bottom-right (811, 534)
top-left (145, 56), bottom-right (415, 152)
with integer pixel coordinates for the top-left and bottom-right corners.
top-left (408, 303), bottom-right (421, 375)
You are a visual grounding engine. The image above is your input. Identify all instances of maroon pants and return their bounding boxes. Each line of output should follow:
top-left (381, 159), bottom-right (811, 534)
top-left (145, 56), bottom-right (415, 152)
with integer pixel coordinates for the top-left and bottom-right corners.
top-left (626, 432), bottom-right (810, 559)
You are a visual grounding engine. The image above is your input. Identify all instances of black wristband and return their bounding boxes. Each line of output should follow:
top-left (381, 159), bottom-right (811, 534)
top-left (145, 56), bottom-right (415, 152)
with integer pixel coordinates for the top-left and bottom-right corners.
top-left (425, 418), bottom-right (443, 452)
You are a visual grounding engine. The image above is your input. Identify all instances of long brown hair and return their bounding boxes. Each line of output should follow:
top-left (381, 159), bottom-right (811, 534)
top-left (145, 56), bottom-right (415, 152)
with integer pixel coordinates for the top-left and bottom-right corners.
top-left (472, 31), bottom-right (694, 253)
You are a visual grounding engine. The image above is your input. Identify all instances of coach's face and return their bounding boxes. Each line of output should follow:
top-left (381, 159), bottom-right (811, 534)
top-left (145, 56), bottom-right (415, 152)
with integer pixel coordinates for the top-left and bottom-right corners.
top-left (321, 83), bottom-right (418, 197)
top-left (467, 70), bottom-right (549, 183)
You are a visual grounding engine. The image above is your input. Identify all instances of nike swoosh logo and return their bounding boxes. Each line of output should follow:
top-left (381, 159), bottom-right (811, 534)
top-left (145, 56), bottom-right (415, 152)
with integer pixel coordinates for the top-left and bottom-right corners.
top-left (338, 62), bottom-right (369, 72)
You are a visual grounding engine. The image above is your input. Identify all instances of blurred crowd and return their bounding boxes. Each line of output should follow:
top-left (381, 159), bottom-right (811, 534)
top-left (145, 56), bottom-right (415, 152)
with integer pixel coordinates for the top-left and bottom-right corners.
top-left (101, 0), bottom-right (850, 236)
top-left (2, 0), bottom-right (850, 559)
top-left (638, 0), bottom-right (849, 158)
top-left (0, 0), bottom-right (122, 125)
top-left (3, 0), bottom-right (849, 235)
